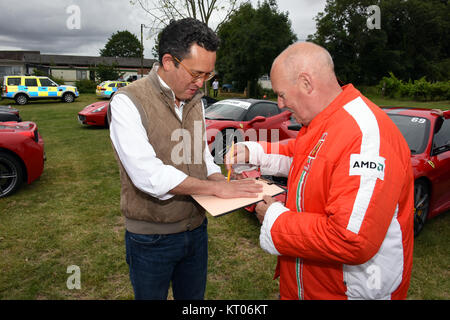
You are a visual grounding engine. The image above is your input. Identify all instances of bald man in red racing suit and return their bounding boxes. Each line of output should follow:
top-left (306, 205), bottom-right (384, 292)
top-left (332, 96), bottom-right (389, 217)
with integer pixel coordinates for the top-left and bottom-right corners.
top-left (228, 42), bottom-right (414, 300)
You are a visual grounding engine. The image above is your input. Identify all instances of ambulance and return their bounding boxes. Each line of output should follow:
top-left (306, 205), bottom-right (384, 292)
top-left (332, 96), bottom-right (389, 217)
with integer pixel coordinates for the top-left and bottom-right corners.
top-left (1, 76), bottom-right (79, 105)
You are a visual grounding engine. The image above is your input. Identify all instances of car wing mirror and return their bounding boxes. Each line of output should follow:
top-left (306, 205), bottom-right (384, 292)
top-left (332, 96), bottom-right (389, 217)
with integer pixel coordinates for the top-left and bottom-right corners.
top-left (432, 141), bottom-right (450, 156)
top-left (248, 116), bottom-right (266, 125)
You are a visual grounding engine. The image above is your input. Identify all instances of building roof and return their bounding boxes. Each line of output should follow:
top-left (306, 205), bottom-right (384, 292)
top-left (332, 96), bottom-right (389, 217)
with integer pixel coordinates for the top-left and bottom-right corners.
top-left (0, 51), bottom-right (156, 68)
top-left (0, 59), bottom-right (25, 65)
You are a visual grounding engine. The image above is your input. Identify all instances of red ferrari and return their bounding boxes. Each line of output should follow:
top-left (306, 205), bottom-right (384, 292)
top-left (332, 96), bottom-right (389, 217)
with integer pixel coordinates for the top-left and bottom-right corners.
top-left (385, 108), bottom-right (450, 236)
top-left (0, 121), bottom-right (45, 198)
top-left (205, 99), bottom-right (298, 162)
top-left (78, 101), bottom-right (109, 127)
top-left (242, 108), bottom-right (449, 237)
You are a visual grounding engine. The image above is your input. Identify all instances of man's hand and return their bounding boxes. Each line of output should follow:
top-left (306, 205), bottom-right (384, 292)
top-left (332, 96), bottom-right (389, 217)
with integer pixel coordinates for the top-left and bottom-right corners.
top-left (207, 173), bottom-right (226, 181)
top-left (170, 175), bottom-right (262, 198)
top-left (213, 179), bottom-right (263, 199)
top-left (224, 143), bottom-right (250, 174)
top-left (255, 195), bottom-right (277, 224)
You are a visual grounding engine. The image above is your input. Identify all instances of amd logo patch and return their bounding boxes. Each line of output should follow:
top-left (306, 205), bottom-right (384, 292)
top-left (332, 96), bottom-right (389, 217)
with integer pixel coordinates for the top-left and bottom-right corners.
top-left (349, 154), bottom-right (386, 180)
top-left (352, 161), bottom-right (384, 171)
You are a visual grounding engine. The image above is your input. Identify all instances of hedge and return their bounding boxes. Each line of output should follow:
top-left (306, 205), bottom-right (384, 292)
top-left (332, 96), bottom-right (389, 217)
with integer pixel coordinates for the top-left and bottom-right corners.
top-left (377, 72), bottom-right (450, 101)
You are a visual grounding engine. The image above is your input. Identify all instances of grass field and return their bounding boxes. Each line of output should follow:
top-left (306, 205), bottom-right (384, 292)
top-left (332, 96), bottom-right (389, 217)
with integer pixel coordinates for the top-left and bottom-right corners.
top-left (0, 92), bottom-right (448, 300)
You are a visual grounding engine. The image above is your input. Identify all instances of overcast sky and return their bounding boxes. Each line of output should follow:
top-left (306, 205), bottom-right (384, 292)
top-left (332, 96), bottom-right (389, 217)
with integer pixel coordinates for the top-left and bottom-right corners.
top-left (0, 0), bottom-right (327, 58)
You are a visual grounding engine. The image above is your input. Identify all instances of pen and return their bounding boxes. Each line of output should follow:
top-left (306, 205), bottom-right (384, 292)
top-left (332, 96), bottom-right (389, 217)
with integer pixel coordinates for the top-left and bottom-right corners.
top-left (227, 141), bottom-right (235, 182)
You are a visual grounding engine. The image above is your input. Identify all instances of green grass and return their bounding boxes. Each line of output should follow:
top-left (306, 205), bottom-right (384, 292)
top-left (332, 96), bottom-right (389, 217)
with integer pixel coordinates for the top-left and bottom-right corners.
top-left (0, 93), bottom-right (448, 300)
top-left (358, 85), bottom-right (450, 109)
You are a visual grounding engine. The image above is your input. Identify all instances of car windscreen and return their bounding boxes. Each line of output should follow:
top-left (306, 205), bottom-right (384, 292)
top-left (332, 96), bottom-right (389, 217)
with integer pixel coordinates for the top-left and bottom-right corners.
top-left (205, 100), bottom-right (251, 121)
top-left (388, 114), bottom-right (430, 154)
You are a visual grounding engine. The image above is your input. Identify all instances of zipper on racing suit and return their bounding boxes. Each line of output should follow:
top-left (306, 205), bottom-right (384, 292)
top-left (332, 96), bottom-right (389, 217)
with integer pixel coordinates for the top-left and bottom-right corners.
top-left (296, 257), bottom-right (304, 300)
top-left (294, 132), bottom-right (328, 300)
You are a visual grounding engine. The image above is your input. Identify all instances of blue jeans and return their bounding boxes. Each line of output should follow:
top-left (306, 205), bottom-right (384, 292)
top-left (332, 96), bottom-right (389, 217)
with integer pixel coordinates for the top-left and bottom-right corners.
top-left (125, 219), bottom-right (208, 300)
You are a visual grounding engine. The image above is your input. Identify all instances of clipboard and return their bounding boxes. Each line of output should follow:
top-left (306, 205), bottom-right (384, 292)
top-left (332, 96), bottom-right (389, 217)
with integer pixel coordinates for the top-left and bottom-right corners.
top-left (191, 178), bottom-right (286, 217)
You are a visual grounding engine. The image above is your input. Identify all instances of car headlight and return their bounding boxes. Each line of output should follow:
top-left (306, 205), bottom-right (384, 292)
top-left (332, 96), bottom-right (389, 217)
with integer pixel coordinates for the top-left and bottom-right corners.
top-left (92, 106), bottom-right (106, 113)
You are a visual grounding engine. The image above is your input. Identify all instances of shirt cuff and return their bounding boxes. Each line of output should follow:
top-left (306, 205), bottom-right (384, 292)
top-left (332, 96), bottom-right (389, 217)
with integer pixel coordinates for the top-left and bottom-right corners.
top-left (238, 141), bottom-right (265, 166)
top-left (259, 202), bottom-right (288, 255)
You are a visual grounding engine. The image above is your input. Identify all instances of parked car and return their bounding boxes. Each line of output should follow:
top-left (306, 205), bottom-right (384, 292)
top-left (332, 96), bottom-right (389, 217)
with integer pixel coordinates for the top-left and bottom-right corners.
top-left (96, 81), bottom-right (129, 98)
top-left (202, 96), bottom-right (218, 109)
top-left (78, 95), bottom-right (216, 128)
top-left (1, 76), bottom-right (79, 105)
top-left (0, 105), bottom-right (20, 116)
top-left (0, 110), bottom-right (21, 122)
top-left (385, 107), bottom-right (450, 236)
top-left (242, 107), bottom-right (450, 237)
top-left (205, 99), bottom-right (297, 160)
top-left (222, 83), bottom-right (233, 92)
top-left (0, 121), bottom-right (45, 198)
top-left (78, 100), bottom-right (109, 127)
top-left (126, 75), bottom-right (144, 82)
top-left (0, 105), bottom-right (21, 122)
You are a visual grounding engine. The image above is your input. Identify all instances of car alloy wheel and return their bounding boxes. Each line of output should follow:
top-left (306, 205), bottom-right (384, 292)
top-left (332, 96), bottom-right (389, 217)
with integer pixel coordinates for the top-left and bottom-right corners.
top-left (63, 93), bottom-right (75, 103)
top-left (0, 152), bottom-right (24, 198)
top-left (414, 180), bottom-right (430, 237)
top-left (15, 94), bottom-right (28, 105)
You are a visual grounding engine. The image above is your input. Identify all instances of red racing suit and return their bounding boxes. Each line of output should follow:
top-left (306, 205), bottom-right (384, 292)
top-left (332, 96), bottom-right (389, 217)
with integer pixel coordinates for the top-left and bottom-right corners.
top-left (245, 84), bottom-right (414, 299)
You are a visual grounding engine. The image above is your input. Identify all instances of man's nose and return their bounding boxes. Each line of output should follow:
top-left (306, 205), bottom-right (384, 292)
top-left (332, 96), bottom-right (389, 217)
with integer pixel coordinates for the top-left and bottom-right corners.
top-left (193, 78), bottom-right (204, 87)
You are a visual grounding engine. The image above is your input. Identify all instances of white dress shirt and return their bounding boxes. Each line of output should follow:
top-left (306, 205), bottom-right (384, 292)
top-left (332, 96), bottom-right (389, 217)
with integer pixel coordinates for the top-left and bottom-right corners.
top-left (109, 74), bottom-right (221, 201)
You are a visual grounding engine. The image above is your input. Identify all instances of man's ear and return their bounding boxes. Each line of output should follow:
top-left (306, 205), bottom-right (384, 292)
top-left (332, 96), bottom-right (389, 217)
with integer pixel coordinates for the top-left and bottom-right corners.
top-left (161, 53), bottom-right (175, 71)
top-left (298, 72), bottom-right (313, 94)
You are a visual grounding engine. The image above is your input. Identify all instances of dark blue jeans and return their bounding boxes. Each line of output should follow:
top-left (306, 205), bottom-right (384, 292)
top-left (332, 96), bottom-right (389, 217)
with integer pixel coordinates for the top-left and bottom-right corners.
top-left (125, 219), bottom-right (208, 300)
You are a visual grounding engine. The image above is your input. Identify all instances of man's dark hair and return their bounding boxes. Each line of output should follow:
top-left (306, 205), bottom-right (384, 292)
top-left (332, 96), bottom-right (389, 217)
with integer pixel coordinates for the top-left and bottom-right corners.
top-left (158, 18), bottom-right (220, 64)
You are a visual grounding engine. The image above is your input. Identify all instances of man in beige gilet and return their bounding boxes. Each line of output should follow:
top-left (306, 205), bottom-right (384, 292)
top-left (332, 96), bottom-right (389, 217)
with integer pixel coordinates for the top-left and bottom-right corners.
top-left (108, 18), bottom-right (262, 300)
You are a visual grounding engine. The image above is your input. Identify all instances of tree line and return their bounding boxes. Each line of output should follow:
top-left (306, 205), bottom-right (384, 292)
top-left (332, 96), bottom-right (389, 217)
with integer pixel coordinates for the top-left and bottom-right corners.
top-left (308, 0), bottom-right (449, 86)
top-left (98, 0), bottom-right (449, 97)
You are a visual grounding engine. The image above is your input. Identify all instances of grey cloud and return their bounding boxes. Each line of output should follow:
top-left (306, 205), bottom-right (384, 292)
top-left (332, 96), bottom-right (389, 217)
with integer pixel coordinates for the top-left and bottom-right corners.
top-left (0, 0), bottom-right (326, 57)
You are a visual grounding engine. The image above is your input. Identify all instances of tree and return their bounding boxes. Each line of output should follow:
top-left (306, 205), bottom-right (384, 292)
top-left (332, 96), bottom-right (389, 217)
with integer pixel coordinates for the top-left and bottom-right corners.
top-left (131, 0), bottom-right (243, 34)
top-left (216, 1), bottom-right (297, 95)
top-left (308, 0), bottom-right (450, 85)
top-left (100, 30), bottom-right (143, 58)
top-left (91, 63), bottom-right (124, 83)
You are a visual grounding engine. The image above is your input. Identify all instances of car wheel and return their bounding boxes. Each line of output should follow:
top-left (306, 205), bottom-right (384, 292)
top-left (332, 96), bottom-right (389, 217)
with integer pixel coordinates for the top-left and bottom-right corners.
top-left (414, 180), bottom-right (430, 237)
top-left (14, 94), bottom-right (28, 105)
top-left (0, 152), bottom-right (24, 198)
top-left (63, 92), bottom-right (75, 103)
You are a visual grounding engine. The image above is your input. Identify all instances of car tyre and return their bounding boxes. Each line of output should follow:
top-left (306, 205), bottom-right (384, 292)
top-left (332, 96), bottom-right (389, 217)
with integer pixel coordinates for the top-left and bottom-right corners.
top-left (14, 94), bottom-right (28, 105)
top-left (0, 151), bottom-right (24, 198)
top-left (414, 180), bottom-right (430, 237)
top-left (63, 92), bottom-right (75, 103)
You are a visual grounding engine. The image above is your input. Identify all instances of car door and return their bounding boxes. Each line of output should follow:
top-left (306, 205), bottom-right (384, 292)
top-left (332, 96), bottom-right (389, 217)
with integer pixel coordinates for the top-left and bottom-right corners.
top-left (428, 117), bottom-right (450, 214)
top-left (108, 82), bottom-right (117, 96)
top-left (24, 78), bottom-right (39, 98)
top-left (244, 102), bottom-right (289, 142)
top-left (37, 77), bottom-right (53, 98)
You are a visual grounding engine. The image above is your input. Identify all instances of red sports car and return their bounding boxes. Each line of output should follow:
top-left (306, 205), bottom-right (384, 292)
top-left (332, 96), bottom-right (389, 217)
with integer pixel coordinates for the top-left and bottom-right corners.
top-left (205, 99), bottom-right (297, 162)
top-left (385, 108), bottom-right (449, 236)
top-left (242, 108), bottom-right (449, 237)
top-left (0, 121), bottom-right (45, 198)
top-left (78, 97), bottom-right (217, 128)
top-left (78, 101), bottom-right (109, 127)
